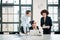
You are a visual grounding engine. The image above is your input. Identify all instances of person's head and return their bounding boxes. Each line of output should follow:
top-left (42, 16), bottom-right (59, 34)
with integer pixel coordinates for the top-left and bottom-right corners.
top-left (41, 9), bottom-right (49, 18)
top-left (26, 10), bottom-right (31, 17)
top-left (30, 20), bottom-right (37, 28)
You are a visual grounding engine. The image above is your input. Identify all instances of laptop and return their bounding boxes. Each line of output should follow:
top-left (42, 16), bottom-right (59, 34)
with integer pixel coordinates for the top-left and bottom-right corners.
top-left (29, 30), bottom-right (42, 36)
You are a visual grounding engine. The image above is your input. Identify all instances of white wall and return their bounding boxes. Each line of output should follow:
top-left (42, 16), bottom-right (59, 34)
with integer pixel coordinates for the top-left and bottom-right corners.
top-left (33, 0), bottom-right (47, 26)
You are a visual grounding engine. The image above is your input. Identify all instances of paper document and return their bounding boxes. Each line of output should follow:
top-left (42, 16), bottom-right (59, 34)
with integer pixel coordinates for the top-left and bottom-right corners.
top-left (42, 25), bottom-right (49, 28)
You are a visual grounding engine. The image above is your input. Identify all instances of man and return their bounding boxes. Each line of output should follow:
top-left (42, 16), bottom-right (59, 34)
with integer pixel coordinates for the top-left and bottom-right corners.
top-left (21, 10), bottom-right (31, 34)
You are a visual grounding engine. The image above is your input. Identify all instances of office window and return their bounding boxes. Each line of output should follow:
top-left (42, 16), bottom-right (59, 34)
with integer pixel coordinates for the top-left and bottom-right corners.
top-left (2, 15), bottom-right (14, 22)
top-left (8, 7), bottom-right (14, 14)
top-left (2, 6), bottom-right (19, 15)
top-left (2, 15), bottom-right (8, 22)
top-left (2, 24), bottom-right (19, 32)
top-left (2, 24), bottom-right (14, 31)
top-left (8, 24), bottom-right (14, 31)
top-left (48, 0), bottom-right (58, 4)
top-left (2, 24), bottom-right (8, 31)
top-left (14, 6), bottom-right (19, 22)
top-left (48, 6), bottom-right (58, 21)
top-left (2, 7), bottom-right (14, 15)
top-left (14, 6), bottom-right (19, 14)
top-left (2, 6), bottom-right (19, 22)
top-left (21, 0), bottom-right (32, 4)
top-left (48, 0), bottom-right (59, 31)
top-left (2, 0), bottom-right (7, 3)
top-left (2, 0), bottom-right (13, 3)
top-left (48, 6), bottom-right (58, 14)
top-left (8, 15), bottom-right (14, 22)
top-left (7, 0), bottom-right (13, 3)
top-left (51, 23), bottom-right (59, 31)
top-left (53, 23), bottom-right (59, 31)
top-left (14, 0), bottom-right (19, 4)
top-left (2, 0), bottom-right (19, 4)
top-left (2, 7), bottom-right (8, 14)
top-left (14, 15), bottom-right (19, 22)
top-left (14, 24), bottom-right (19, 31)
top-left (2, 6), bottom-right (19, 31)
top-left (2, 0), bottom-right (33, 32)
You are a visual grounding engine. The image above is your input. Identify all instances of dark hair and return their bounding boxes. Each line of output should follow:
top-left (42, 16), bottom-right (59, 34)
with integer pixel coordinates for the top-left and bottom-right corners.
top-left (30, 20), bottom-right (34, 25)
top-left (41, 9), bottom-right (49, 15)
top-left (26, 10), bottom-right (31, 14)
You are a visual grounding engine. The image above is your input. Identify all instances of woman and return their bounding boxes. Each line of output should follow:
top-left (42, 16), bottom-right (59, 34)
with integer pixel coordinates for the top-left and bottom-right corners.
top-left (29, 20), bottom-right (39, 30)
top-left (29, 20), bottom-right (43, 36)
top-left (40, 9), bottom-right (52, 34)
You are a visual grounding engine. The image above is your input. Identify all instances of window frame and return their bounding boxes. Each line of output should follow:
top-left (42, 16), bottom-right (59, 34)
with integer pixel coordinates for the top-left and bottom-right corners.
top-left (1, 0), bottom-right (33, 32)
top-left (47, 0), bottom-right (59, 32)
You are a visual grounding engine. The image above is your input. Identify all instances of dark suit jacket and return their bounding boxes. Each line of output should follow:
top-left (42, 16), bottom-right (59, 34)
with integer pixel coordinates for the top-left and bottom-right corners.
top-left (40, 16), bottom-right (52, 34)
top-left (40, 16), bottom-right (52, 29)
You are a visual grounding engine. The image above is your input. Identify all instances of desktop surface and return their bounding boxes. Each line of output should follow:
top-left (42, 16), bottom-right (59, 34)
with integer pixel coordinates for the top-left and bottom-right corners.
top-left (0, 34), bottom-right (60, 40)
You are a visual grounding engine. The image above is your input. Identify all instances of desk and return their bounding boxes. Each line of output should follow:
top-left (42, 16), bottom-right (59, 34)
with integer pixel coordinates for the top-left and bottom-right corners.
top-left (0, 34), bottom-right (60, 40)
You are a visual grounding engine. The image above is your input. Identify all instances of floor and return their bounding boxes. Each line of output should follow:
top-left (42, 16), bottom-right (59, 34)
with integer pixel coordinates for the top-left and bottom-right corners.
top-left (0, 33), bottom-right (60, 40)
